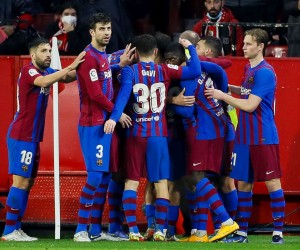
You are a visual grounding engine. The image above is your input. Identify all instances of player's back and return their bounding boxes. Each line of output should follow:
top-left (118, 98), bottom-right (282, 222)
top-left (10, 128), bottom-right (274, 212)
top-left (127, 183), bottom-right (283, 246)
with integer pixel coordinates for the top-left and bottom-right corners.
top-left (124, 61), bottom-right (170, 137)
top-left (192, 72), bottom-right (228, 140)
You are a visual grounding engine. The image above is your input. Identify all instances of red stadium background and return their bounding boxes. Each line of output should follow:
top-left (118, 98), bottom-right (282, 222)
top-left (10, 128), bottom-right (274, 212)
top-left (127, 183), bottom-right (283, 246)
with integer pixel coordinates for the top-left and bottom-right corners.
top-left (0, 56), bottom-right (300, 231)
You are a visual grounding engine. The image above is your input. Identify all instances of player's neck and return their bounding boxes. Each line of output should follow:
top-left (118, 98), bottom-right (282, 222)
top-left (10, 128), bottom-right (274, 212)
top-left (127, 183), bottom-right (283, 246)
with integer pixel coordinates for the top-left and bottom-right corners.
top-left (249, 54), bottom-right (264, 68)
top-left (139, 55), bottom-right (155, 63)
top-left (91, 41), bottom-right (106, 52)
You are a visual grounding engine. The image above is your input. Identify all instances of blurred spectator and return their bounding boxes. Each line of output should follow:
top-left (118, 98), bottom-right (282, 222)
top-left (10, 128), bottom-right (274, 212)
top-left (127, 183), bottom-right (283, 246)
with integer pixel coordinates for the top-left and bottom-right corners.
top-left (224, 0), bottom-right (267, 22)
top-left (193, 0), bottom-right (244, 56)
top-left (44, 1), bottom-right (89, 55)
top-left (284, 0), bottom-right (300, 56)
top-left (0, 0), bottom-right (39, 55)
top-left (74, 0), bottom-right (133, 53)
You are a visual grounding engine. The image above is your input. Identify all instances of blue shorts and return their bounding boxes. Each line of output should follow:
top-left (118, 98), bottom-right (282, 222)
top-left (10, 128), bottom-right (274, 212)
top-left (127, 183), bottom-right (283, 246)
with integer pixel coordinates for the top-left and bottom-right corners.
top-left (125, 136), bottom-right (170, 182)
top-left (168, 137), bottom-right (186, 181)
top-left (230, 144), bottom-right (282, 183)
top-left (7, 137), bottom-right (40, 178)
top-left (78, 125), bottom-right (112, 172)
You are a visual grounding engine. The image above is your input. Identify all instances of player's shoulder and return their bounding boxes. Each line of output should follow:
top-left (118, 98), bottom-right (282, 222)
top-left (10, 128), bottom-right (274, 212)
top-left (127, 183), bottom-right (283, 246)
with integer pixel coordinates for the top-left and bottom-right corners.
top-left (21, 64), bottom-right (41, 78)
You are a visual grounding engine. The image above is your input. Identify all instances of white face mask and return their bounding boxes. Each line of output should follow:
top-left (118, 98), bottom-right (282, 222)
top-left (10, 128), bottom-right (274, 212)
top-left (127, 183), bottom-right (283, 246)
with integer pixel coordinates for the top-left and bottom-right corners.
top-left (61, 15), bottom-right (77, 26)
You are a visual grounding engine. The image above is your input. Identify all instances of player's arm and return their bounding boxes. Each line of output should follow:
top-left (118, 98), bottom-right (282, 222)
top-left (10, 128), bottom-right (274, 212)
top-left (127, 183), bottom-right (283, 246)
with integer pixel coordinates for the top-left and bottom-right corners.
top-left (77, 54), bottom-right (114, 112)
top-left (173, 38), bottom-right (201, 79)
top-left (205, 67), bottom-right (277, 113)
top-left (173, 79), bottom-right (197, 117)
top-left (34, 51), bottom-right (85, 87)
top-left (104, 66), bottom-right (133, 133)
top-left (205, 89), bottom-right (262, 113)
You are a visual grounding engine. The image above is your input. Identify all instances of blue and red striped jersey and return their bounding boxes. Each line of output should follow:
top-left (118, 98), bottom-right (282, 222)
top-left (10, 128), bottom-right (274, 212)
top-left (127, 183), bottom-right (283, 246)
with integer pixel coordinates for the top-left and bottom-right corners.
top-left (109, 45), bottom-right (201, 137)
top-left (76, 44), bottom-right (114, 126)
top-left (8, 64), bottom-right (56, 142)
top-left (191, 62), bottom-right (229, 140)
top-left (235, 60), bottom-right (279, 145)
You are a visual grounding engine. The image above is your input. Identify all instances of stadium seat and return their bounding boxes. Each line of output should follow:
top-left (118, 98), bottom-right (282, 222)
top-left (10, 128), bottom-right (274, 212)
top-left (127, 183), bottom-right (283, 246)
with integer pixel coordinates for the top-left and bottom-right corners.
top-left (265, 45), bottom-right (288, 58)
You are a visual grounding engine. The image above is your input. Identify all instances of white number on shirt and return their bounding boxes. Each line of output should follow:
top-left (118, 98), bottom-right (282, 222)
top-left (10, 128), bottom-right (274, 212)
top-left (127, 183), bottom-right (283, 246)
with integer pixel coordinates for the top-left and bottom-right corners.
top-left (20, 150), bottom-right (33, 165)
top-left (231, 152), bottom-right (237, 167)
top-left (133, 82), bottom-right (166, 114)
top-left (96, 145), bottom-right (103, 158)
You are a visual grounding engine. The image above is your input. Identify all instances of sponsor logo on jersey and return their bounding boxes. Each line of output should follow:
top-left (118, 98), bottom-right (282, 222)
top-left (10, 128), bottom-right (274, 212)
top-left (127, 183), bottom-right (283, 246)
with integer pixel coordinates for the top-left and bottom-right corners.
top-left (216, 107), bottom-right (225, 117)
top-left (136, 115), bottom-right (160, 122)
top-left (29, 69), bottom-right (39, 76)
top-left (241, 86), bottom-right (252, 95)
top-left (40, 87), bottom-right (50, 95)
top-left (167, 64), bottom-right (179, 70)
top-left (104, 69), bottom-right (112, 78)
top-left (89, 69), bottom-right (98, 81)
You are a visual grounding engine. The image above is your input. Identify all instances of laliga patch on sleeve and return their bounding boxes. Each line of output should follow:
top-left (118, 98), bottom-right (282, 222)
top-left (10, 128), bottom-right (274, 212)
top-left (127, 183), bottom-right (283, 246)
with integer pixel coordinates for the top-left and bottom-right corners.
top-left (89, 69), bottom-right (98, 81)
top-left (167, 64), bottom-right (179, 70)
top-left (28, 69), bottom-right (39, 76)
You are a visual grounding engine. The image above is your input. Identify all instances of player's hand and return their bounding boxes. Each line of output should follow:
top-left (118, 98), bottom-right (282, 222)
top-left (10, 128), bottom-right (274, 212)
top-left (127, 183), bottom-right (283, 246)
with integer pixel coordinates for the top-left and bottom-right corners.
top-left (172, 88), bottom-right (195, 106)
top-left (1, 25), bottom-right (15, 37)
top-left (68, 51), bottom-right (86, 70)
top-left (179, 38), bottom-right (192, 48)
top-left (104, 119), bottom-right (116, 134)
top-left (119, 113), bottom-right (132, 128)
top-left (204, 88), bottom-right (224, 100)
top-left (119, 43), bottom-right (136, 67)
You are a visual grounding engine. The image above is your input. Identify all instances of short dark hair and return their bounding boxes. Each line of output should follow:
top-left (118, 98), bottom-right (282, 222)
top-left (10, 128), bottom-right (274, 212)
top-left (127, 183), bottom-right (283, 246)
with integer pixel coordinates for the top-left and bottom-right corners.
top-left (245, 28), bottom-right (269, 55)
top-left (154, 32), bottom-right (172, 58)
top-left (89, 12), bottom-right (111, 30)
top-left (58, 1), bottom-right (78, 15)
top-left (202, 36), bottom-right (223, 57)
top-left (28, 37), bottom-right (50, 52)
top-left (164, 42), bottom-right (186, 65)
top-left (134, 34), bottom-right (157, 56)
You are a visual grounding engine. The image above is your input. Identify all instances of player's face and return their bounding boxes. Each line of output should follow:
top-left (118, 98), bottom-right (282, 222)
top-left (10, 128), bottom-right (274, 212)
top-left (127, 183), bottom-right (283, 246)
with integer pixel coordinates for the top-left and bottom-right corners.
top-left (243, 35), bottom-right (263, 59)
top-left (205, 0), bottom-right (223, 17)
top-left (91, 22), bottom-right (112, 47)
top-left (196, 40), bottom-right (207, 56)
top-left (164, 53), bottom-right (182, 66)
top-left (32, 43), bottom-right (52, 70)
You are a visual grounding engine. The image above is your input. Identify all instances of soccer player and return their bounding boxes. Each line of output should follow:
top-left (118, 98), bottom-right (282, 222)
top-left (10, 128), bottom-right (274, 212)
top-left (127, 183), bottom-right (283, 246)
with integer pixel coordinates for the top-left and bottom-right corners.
top-left (196, 35), bottom-right (238, 233)
top-left (205, 28), bottom-right (285, 244)
top-left (1, 37), bottom-right (85, 241)
top-left (73, 13), bottom-right (134, 242)
top-left (176, 31), bottom-right (238, 243)
top-left (104, 34), bottom-right (201, 241)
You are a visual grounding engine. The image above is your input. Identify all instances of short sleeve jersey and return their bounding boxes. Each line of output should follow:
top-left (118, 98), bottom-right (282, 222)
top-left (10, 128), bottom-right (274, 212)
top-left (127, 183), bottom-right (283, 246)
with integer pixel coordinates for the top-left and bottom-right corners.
top-left (235, 60), bottom-right (279, 145)
top-left (8, 64), bottom-right (56, 142)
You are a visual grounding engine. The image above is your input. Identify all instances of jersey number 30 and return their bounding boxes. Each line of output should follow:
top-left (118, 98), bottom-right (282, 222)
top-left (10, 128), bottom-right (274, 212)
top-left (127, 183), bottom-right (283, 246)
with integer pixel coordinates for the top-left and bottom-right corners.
top-left (133, 82), bottom-right (166, 114)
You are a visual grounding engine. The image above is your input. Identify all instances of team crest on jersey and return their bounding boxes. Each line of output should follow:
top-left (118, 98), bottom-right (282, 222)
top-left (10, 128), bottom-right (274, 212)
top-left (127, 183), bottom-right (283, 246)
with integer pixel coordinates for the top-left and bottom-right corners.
top-left (167, 64), bottom-right (179, 70)
top-left (97, 159), bottom-right (103, 166)
top-left (22, 165), bottom-right (29, 172)
top-left (28, 69), bottom-right (39, 76)
top-left (248, 76), bottom-right (254, 84)
top-left (89, 69), bottom-right (98, 81)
